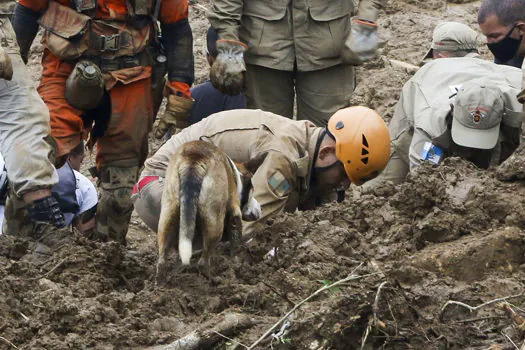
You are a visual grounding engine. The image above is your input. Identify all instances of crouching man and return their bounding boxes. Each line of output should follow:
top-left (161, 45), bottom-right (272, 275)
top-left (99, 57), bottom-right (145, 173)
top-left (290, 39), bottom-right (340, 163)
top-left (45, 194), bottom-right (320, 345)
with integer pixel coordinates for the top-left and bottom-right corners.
top-left (365, 57), bottom-right (523, 188)
top-left (133, 107), bottom-right (391, 235)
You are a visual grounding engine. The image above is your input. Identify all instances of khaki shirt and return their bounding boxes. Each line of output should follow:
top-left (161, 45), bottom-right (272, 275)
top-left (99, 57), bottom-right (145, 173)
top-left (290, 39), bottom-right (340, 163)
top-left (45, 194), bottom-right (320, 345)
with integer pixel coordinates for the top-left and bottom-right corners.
top-left (208, 0), bottom-right (385, 72)
top-left (390, 57), bottom-right (523, 171)
top-left (143, 109), bottom-right (323, 232)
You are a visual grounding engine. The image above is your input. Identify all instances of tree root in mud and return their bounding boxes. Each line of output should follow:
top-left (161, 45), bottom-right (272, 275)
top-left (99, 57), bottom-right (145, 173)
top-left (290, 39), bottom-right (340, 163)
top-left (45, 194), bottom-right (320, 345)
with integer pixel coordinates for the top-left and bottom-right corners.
top-left (163, 312), bottom-right (258, 350)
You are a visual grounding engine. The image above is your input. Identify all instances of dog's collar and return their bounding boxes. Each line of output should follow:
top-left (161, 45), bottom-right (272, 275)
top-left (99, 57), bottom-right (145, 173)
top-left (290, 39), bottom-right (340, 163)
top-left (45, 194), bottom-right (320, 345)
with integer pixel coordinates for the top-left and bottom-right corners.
top-left (226, 156), bottom-right (243, 199)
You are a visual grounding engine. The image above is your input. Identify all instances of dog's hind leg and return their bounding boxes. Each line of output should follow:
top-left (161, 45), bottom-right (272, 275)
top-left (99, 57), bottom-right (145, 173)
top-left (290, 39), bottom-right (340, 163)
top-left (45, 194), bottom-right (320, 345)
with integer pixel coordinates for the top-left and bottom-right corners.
top-left (225, 206), bottom-right (243, 257)
top-left (156, 201), bottom-right (180, 286)
top-left (198, 208), bottom-right (225, 279)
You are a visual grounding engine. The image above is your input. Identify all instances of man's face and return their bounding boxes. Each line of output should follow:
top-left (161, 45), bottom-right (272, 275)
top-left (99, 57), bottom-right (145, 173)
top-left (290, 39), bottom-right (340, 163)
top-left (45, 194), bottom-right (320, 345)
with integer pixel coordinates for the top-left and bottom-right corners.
top-left (312, 160), bottom-right (351, 197)
top-left (479, 14), bottom-right (518, 44)
top-left (68, 152), bottom-right (85, 172)
top-left (449, 143), bottom-right (494, 169)
top-left (479, 14), bottom-right (525, 56)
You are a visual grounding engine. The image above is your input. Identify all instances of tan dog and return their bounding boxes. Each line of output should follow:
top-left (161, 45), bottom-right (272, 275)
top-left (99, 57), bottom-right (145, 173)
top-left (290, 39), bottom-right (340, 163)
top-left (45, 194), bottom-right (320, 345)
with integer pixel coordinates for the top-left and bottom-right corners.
top-left (156, 140), bottom-right (266, 283)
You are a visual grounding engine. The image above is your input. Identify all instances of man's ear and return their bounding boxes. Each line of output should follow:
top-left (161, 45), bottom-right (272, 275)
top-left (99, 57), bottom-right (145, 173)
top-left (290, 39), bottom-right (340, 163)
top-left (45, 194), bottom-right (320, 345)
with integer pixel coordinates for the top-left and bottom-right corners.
top-left (245, 152), bottom-right (268, 174)
top-left (318, 145), bottom-right (336, 161)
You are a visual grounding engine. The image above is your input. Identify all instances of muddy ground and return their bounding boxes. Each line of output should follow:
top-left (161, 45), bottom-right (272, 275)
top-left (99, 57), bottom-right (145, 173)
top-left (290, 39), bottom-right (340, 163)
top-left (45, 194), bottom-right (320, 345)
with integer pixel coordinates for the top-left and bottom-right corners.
top-left (2, 0), bottom-right (525, 349)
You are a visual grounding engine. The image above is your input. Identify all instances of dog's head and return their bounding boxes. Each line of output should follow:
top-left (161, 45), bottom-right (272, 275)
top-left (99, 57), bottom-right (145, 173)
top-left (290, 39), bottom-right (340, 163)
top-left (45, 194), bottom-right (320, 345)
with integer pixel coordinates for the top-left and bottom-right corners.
top-left (235, 152), bottom-right (268, 221)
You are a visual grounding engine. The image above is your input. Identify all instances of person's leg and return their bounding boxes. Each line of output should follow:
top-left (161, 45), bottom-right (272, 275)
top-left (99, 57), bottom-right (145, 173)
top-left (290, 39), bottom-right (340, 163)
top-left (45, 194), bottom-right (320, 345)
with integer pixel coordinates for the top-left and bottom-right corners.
top-left (132, 178), bottom-right (164, 233)
top-left (296, 64), bottom-right (355, 126)
top-left (96, 75), bottom-right (154, 244)
top-left (245, 64), bottom-right (295, 118)
top-left (0, 21), bottom-right (67, 234)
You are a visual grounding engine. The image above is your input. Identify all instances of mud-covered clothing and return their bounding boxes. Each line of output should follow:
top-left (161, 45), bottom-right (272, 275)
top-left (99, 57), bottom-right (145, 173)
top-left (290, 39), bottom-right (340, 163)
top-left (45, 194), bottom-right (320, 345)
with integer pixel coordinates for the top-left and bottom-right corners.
top-left (16, 0), bottom-right (193, 167)
top-left (0, 10), bottom-right (58, 197)
top-left (136, 109), bottom-right (324, 234)
top-left (375, 57), bottom-right (523, 186)
top-left (189, 80), bottom-right (246, 125)
top-left (208, 0), bottom-right (385, 125)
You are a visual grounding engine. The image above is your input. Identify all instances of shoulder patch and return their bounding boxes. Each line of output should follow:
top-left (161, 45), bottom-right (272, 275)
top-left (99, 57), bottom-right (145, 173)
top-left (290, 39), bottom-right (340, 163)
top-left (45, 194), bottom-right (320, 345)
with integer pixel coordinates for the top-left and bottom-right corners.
top-left (268, 171), bottom-right (292, 197)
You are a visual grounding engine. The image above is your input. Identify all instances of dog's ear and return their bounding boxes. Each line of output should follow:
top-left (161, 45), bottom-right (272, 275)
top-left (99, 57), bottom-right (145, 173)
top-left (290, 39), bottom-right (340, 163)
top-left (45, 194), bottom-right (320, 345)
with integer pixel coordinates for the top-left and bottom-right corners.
top-left (245, 152), bottom-right (268, 174)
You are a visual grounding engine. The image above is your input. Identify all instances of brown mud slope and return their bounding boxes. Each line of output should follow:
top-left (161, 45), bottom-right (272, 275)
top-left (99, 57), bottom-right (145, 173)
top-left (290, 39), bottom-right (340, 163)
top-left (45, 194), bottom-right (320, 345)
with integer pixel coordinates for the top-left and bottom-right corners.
top-left (3, 0), bottom-right (525, 349)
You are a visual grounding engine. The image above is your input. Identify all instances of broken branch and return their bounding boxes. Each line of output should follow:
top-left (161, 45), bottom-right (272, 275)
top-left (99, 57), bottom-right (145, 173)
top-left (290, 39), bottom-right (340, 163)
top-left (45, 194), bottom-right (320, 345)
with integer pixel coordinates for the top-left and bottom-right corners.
top-left (440, 293), bottom-right (524, 321)
top-left (164, 313), bottom-right (257, 350)
top-left (248, 263), bottom-right (377, 350)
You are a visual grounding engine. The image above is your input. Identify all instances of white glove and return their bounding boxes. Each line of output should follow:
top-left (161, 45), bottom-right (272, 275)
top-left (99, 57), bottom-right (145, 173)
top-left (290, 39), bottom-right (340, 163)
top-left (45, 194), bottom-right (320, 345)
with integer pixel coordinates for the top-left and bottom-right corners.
top-left (341, 19), bottom-right (379, 66)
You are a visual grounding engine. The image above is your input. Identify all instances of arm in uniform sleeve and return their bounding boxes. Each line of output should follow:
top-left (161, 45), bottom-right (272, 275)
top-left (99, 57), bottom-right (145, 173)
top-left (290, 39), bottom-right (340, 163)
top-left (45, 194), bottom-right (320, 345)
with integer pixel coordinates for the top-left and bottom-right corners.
top-left (408, 127), bottom-right (433, 171)
top-left (356, 0), bottom-right (386, 22)
top-left (13, 1), bottom-right (48, 63)
top-left (159, 0), bottom-right (194, 98)
top-left (207, 0), bottom-right (243, 41)
top-left (243, 151), bottom-right (297, 236)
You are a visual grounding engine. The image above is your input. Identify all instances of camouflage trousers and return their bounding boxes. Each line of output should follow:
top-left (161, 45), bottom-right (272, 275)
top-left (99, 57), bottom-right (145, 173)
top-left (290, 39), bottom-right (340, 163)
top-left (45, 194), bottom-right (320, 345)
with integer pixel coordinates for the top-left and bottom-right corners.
top-left (96, 160), bottom-right (139, 245)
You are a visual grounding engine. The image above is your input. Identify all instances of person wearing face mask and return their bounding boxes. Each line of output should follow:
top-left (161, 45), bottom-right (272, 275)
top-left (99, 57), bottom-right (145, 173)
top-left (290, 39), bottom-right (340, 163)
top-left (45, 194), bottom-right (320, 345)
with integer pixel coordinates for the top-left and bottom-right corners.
top-left (361, 56), bottom-right (523, 189)
top-left (478, 0), bottom-right (525, 68)
top-left (132, 107), bottom-right (391, 236)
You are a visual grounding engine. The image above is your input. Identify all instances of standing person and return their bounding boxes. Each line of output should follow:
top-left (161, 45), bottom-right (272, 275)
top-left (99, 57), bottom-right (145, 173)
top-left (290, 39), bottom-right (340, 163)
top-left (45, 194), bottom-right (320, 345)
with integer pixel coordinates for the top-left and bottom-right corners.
top-left (477, 0), bottom-right (525, 68)
top-left (208, 0), bottom-right (386, 126)
top-left (13, 0), bottom-right (195, 244)
top-left (0, 1), bottom-right (66, 244)
top-left (133, 107), bottom-right (391, 235)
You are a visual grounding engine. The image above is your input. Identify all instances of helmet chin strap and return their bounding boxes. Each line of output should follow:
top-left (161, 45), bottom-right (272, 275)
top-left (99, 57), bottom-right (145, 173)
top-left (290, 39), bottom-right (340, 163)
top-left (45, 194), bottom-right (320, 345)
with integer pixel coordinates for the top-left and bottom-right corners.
top-left (314, 160), bottom-right (342, 173)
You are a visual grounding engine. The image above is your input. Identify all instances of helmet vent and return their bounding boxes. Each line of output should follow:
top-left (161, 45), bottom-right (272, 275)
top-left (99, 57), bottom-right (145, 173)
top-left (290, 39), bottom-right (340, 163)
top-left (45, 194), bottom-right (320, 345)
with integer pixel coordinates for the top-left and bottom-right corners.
top-left (361, 149), bottom-right (369, 156)
top-left (335, 121), bottom-right (344, 130)
top-left (361, 157), bottom-right (369, 164)
top-left (362, 134), bottom-right (369, 148)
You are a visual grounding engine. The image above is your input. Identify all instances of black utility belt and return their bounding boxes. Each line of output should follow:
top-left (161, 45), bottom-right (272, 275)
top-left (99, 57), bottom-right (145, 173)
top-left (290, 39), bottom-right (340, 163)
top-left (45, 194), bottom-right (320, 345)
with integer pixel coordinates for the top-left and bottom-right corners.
top-left (76, 51), bottom-right (153, 73)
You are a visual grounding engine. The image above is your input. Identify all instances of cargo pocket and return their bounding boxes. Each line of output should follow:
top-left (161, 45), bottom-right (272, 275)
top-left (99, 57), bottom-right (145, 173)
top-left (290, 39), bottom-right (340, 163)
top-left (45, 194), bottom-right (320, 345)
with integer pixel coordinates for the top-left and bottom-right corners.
top-left (307, 0), bottom-right (352, 59)
top-left (240, 1), bottom-right (287, 55)
top-left (38, 1), bottom-right (90, 61)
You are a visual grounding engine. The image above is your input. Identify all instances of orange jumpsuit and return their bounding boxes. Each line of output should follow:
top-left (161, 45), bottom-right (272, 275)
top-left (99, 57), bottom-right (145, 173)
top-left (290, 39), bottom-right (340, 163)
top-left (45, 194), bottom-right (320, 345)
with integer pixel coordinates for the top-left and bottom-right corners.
top-left (19, 0), bottom-right (192, 167)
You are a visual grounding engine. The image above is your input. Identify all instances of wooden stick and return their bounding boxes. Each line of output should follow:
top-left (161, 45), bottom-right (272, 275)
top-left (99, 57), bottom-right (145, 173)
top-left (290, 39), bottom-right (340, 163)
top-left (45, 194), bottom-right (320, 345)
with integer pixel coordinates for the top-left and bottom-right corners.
top-left (440, 293), bottom-right (524, 320)
top-left (164, 313), bottom-right (257, 350)
top-left (0, 336), bottom-right (19, 349)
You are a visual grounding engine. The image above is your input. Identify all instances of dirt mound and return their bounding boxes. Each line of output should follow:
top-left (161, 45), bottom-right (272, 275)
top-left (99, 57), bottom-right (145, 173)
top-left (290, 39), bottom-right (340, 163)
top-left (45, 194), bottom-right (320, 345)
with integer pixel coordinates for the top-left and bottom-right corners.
top-left (3, 0), bottom-right (525, 349)
top-left (3, 156), bottom-right (525, 349)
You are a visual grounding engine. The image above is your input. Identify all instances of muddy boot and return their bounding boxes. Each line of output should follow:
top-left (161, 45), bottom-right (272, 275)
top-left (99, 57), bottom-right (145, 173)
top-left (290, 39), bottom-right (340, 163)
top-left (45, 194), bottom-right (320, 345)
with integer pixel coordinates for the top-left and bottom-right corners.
top-left (96, 161), bottom-right (139, 245)
top-left (3, 190), bottom-right (35, 237)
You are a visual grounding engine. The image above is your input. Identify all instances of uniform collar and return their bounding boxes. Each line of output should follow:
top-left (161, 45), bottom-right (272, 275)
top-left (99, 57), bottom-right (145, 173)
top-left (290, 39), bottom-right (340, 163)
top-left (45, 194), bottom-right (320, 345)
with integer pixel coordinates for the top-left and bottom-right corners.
top-left (297, 126), bottom-right (323, 194)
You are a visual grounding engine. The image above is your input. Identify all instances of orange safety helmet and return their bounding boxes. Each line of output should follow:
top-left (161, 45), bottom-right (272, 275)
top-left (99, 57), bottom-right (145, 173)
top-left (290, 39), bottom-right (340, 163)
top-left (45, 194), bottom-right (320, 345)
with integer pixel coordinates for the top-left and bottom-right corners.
top-left (327, 106), bottom-right (391, 185)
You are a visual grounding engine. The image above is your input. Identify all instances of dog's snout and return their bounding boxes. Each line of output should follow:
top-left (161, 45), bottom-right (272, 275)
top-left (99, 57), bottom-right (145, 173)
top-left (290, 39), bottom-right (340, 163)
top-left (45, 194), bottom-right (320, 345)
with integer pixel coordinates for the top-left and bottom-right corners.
top-left (242, 197), bottom-right (262, 221)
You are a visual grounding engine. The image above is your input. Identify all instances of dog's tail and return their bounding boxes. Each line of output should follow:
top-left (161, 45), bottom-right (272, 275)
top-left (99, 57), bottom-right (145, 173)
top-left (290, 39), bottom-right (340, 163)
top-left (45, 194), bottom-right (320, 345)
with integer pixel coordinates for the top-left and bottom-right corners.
top-left (178, 163), bottom-right (206, 265)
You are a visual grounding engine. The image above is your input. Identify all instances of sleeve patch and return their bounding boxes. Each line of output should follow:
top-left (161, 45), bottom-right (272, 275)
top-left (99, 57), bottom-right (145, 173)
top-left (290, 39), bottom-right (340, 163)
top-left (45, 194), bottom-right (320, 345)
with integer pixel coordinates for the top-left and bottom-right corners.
top-left (268, 171), bottom-right (291, 197)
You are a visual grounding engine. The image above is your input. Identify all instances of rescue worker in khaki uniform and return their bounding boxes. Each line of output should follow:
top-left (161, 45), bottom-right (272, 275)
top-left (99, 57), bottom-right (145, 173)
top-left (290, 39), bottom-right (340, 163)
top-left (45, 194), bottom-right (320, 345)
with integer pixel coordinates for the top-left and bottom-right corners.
top-left (365, 57), bottom-right (523, 188)
top-left (0, 1), bottom-right (66, 240)
top-left (133, 107), bottom-right (391, 235)
top-left (207, 0), bottom-right (386, 126)
top-left (13, 0), bottom-right (195, 244)
top-left (422, 22), bottom-right (480, 61)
